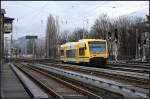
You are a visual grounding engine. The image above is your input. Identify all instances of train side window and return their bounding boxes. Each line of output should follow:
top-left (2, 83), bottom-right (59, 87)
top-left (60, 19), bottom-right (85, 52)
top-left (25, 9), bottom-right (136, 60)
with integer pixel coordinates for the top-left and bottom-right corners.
top-left (85, 44), bottom-right (87, 50)
top-left (66, 50), bottom-right (70, 58)
top-left (79, 48), bottom-right (84, 56)
top-left (66, 49), bottom-right (75, 58)
top-left (71, 49), bottom-right (75, 58)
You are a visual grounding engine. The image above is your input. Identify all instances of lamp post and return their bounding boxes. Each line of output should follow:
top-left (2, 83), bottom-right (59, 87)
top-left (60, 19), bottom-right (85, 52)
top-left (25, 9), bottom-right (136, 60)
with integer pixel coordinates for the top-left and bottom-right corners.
top-left (4, 37), bottom-right (8, 62)
top-left (107, 32), bottom-right (112, 61)
top-left (82, 17), bottom-right (88, 39)
top-left (82, 17), bottom-right (85, 39)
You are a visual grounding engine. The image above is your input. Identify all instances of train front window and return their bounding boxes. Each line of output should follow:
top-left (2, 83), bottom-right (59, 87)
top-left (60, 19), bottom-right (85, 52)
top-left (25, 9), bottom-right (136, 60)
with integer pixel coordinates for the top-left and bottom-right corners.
top-left (88, 41), bottom-right (106, 54)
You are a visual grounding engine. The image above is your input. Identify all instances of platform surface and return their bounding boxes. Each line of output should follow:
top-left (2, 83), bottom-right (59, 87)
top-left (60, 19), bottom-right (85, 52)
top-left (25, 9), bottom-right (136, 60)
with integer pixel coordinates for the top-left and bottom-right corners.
top-left (1, 63), bottom-right (30, 98)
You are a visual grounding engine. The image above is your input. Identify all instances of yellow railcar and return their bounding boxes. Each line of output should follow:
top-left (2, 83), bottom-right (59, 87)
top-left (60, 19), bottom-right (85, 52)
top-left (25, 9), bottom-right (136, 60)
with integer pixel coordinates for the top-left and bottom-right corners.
top-left (60, 39), bottom-right (109, 66)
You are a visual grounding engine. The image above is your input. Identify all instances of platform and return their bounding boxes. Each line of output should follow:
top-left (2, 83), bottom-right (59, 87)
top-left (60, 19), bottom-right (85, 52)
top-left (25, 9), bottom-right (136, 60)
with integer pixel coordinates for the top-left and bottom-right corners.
top-left (0, 63), bottom-right (30, 98)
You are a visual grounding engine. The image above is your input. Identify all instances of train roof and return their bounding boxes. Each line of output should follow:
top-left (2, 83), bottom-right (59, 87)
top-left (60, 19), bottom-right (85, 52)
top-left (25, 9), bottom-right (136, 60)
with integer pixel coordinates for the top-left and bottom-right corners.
top-left (61, 39), bottom-right (106, 47)
top-left (78, 39), bottom-right (106, 42)
top-left (61, 42), bottom-right (77, 47)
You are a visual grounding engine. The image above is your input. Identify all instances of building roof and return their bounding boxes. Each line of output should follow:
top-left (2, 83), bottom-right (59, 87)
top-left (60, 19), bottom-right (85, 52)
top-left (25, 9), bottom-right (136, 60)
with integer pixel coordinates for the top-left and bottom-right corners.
top-left (1, 9), bottom-right (6, 14)
top-left (25, 35), bottom-right (38, 39)
top-left (4, 17), bottom-right (14, 22)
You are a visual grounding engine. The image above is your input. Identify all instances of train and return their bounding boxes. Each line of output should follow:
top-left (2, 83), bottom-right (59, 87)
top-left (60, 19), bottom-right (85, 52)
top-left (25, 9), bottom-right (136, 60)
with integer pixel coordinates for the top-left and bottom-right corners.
top-left (60, 39), bottom-right (109, 67)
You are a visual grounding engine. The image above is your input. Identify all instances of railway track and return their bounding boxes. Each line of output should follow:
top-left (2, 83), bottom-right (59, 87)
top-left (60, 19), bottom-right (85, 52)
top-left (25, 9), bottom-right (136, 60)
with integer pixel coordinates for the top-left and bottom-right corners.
top-left (15, 58), bottom-right (149, 73)
top-left (12, 58), bottom-right (150, 73)
top-left (106, 65), bottom-right (149, 74)
top-left (23, 62), bottom-right (149, 98)
top-left (14, 63), bottom-right (102, 99)
top-left (108, 63), bottom-right (149, 69)
top-left (41, 63), bottom-right (149, 89)
top-left (106, 62), bottom-right (149, 73)
top-left (15, 62), bottom-right (150, 98)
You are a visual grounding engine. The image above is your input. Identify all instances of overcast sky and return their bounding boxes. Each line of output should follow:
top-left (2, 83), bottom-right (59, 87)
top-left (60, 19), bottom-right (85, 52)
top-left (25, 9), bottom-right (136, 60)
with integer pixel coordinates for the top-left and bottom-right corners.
top-left (2, 1), bottom-right (149, 39)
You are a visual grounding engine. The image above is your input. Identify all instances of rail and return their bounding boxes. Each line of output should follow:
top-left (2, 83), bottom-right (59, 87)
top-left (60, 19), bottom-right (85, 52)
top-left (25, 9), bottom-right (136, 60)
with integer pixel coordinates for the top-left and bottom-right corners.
top-left (23, 63), bottom-right (149, 98)
top-left (14, 63), bottom-right (102, 99)
top-left (43, 63), bottom-right (149, 89)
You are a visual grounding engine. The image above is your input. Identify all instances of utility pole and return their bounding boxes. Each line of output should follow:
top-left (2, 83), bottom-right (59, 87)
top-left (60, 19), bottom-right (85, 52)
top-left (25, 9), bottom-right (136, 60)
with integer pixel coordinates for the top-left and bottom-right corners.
top-left (10, 33), bottom-right (13, 61)
top-left (135, 29), bottom-right (138, 59)
top-left (142, 33), bottom-right (147, 62)
top-left (82, 17), bottom-right (89, 39)
top-left (114, 29), bottom-right (118, 62)
top-left (107, 32), bottom-right (112, 61)
top-left (86, 18), bottom-right (88, 38)
top-left (82, 17), bottom-right (85, 39)
top-left (4, 37), bottom-right (8, 62)
top-left (32, 39), bottom-right (34, 59)
top-left (149, 31), bottom-right (150, 63)
top-left (32, 38), bottom-right (36, 60)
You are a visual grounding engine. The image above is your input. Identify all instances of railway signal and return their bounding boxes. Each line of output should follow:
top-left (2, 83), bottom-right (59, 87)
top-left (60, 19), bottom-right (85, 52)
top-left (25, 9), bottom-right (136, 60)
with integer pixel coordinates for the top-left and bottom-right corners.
top-left (108, 32), bottom-right (112, 40)
top-left (143, 39), bottom-right (146, 45)
top-left (114, 29), bottom-right (118, 40)
top-left (107, 32), bottom-right (112, 60)
top-left (138, 36), bottom-right (141, 44)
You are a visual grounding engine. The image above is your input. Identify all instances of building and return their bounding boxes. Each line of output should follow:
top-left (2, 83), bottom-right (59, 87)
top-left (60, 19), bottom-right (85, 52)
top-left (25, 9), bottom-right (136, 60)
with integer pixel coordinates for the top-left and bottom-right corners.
top-left (0, 9), bottom-right (14, 64)
top-left (16, 35), bottom-right (38, 58)
top-left (0, 9), bottom-right (5, 64)
top-left (36, 37), bottom-right (46, 58)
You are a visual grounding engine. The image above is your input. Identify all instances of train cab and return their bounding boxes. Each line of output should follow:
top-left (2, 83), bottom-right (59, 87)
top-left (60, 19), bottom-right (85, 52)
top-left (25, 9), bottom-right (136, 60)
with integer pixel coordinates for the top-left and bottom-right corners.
top-left (60, 39), bottom-right (109, 67)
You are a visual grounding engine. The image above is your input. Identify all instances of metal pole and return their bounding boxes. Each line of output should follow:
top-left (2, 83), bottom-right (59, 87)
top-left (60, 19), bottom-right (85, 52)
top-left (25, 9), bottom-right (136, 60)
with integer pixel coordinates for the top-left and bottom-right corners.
top-left (114, 39), bottom-right (118, 62)
top-left (32, 39), bottom-right (35, 59)
top-left (4, 37), bottom-right (8, 62)
top-left (142, 33), bottom-right (146, 62)
top-left (83, 18), bottom-right (84, 39)
top-left (10, 33), bottom-right (13, 61)
top-left (149, 32), bottom-right (150, 62)
top-left (86, 18), bottom-right (88, 38)
top-left (135, 29), bottom-right (138, 59)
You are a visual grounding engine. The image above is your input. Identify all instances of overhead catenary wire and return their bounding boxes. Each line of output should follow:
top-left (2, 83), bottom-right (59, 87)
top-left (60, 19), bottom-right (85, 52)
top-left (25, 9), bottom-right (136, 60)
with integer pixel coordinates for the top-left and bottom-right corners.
top-left (12, 2), bottom-right (116, 31)
top-left (6, 1), bottom-right (148, 37)
top-left (20, 2), bottom-right (49, 33)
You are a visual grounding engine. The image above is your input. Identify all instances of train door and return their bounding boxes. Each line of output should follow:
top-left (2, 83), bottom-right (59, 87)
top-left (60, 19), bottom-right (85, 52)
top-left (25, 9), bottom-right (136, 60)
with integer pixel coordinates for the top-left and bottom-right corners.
top-left (79, 43), bottom-right (85, 63)
top-left (64, 46), bottom-right (67, 62)
top-left (75, 43), bottom-right (79, 63)
top-left (84, 42), bottom-right (90, 63)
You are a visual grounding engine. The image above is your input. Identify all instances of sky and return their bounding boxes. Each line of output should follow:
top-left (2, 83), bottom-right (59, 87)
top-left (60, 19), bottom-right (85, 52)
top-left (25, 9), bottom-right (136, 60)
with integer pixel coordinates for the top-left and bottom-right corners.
top-left (2, 1), bottom-right (149, 39)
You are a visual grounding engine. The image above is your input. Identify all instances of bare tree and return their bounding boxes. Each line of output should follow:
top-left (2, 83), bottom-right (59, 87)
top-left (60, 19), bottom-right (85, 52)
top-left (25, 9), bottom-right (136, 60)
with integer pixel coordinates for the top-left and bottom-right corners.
top-left (58, 30), bottom-right (70, 45)
top-left (45, 14), bottom-right (59, 59)
top-left (90, 14), bottom-right (111, 39)
top-left (56, 13), bottom-right (148, 60)
top-left (68, 28), bottom-right (88, 42)
top-left (88, 14), bottom-right (147, 60)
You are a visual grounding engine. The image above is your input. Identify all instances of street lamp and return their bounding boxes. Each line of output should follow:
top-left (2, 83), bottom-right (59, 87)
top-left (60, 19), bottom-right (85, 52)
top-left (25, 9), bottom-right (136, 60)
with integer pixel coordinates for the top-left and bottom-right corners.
top-left (82, 17), bottom-right (89, 39)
